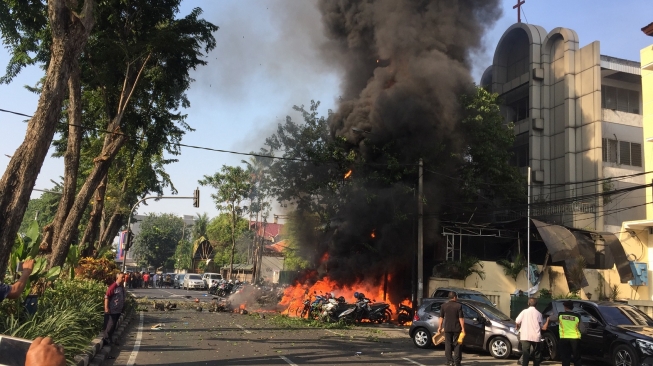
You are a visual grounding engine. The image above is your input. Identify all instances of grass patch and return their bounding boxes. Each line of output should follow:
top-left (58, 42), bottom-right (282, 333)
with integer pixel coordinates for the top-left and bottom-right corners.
top-left (271, 315), bottom-right (350, 329)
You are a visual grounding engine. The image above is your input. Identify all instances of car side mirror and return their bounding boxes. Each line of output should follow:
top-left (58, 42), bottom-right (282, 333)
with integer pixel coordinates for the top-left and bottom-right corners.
top-left (472, 317), bottom-right (485, 325)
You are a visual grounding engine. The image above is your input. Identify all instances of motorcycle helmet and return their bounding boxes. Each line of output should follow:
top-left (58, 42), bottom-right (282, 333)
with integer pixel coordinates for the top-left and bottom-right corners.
top-left (354, 292), bottom-right (359, 299)
top-left (357, 292), bottom-right (365, 300)
top-left (337, 296), bottom-right (345, 303)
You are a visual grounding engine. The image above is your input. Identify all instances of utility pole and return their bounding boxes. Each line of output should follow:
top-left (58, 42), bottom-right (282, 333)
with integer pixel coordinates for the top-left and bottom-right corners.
top-left (527, 166), bottom-right (531, 293)
top-left (417, 158), bottom-right (424, 306)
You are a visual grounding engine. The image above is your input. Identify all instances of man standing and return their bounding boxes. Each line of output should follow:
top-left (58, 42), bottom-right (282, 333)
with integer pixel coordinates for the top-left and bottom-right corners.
top-left (515, 298), bottom-right (549, 366)
top-left (143, 272), bottom-right (150, 288)
top-left (437, 292), bottom-right (466, 366)
top-left (0, 259), bottom-right (34, 302)
top-left (558, 301), bottom-right (582, 366)
top-left (152, 273), bottom-right (158, 288)
top-left (103, 273), bottom-right (125, 346)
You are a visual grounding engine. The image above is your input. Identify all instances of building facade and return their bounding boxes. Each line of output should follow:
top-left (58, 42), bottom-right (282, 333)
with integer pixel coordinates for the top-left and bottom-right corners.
top-left (481, 23), bottom-right (645, 233)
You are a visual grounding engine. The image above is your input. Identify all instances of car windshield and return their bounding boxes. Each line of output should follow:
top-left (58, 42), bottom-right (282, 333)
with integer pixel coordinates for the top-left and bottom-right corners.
top-left (459, 294), bottom-right (493, 306)
top-left (210, 274), bottom-right (221, 279)
top-left (188, 274), bottom-right (202, 280)
top-left (475, 303), bottom-right (511, 321)
top-left (599, 306), bottom-right (653, 326)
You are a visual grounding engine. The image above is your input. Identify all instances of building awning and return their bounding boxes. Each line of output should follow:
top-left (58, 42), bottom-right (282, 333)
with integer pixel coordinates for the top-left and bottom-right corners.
top-left (531, 218), bottom-right (633, 283)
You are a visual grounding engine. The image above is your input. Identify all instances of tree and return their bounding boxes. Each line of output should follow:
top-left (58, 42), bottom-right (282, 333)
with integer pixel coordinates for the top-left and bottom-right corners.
top-left (243, 156), bottom-right (272, 281)
top-left (0, 0), bottom-right (95, 276)
top-left (19, 189), bottom-right (61, 235)
top-left (173, 239), bottom-right (192, 271)
top-left (131, 213), bottom-right (184, 270)
top-left (206, 213), bottom-right (249, 271)
top-left (497, 252), bottom-right (526, 282)
top-left (200, 166), bottom-right (251, 279)
top-left (46, 1), bottom-right (218, 269)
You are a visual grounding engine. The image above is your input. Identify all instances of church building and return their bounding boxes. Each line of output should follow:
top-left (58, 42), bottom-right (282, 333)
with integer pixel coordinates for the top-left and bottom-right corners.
top-left (480, 23), bottom-right (645, 233)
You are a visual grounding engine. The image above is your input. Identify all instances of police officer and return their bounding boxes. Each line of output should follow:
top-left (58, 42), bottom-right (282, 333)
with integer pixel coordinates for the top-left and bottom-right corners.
top-left (558, 300), bottom-right (581, 366)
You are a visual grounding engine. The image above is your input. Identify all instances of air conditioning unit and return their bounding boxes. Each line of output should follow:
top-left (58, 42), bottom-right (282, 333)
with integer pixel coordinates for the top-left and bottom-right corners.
top-left (628, 262), bottom-right (648, 286)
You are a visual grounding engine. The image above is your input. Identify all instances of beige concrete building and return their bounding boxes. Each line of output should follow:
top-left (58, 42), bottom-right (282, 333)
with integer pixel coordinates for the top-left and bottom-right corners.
top-left (481, 23), bottom-right (645, 233)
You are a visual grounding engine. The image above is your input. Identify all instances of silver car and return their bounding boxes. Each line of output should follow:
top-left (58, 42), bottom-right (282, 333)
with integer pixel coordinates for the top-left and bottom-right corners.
top-left (173, 274), bottom-right (185, 289)
top-left (183, 274), bottom-right (205, 290)
top-left (409, 298), bottom-right (521, 359)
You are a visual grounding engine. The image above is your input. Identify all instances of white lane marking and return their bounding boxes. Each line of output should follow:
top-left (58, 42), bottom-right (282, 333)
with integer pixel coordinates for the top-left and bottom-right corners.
top-left (236, 324), bottom-right (252, 334)
top-left (402, 357), bottom-right (426, 366)
top-left (279, 355), bottom-right (298, 366)
top-left (158, 289), bottom-right (176, 296)
top-left (325, 329), bottom-right (344, 336)
top-left (126, 312), bottom-right (144, 366)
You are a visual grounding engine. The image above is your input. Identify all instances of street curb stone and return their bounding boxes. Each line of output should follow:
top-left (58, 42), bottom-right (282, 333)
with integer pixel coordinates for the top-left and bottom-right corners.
top-left (74, 306), bottom-right (134, 366)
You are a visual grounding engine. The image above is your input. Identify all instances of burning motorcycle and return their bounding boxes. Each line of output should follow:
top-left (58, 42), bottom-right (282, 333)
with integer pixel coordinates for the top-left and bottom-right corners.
top-left (397, 303), bottom-right (414, 325)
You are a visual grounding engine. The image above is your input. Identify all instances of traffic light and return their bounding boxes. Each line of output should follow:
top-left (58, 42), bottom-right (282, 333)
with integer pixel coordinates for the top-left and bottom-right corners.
top-left (125, 230), bottom-right (134, 251)
top-left (193, 188), bottom-right (200, 208)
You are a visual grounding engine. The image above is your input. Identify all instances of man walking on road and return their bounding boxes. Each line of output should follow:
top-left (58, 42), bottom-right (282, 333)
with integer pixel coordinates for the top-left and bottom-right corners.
top-left (143, 272), bottom-right (150, 288)
top-left (515, 298), bottom-right (549, 366)
top-left (558, 300), bottom-right (582, 366)
top-left (437, 292), bottom-right (466, 366)
top-left (103, 273), bottom-right (125, 346)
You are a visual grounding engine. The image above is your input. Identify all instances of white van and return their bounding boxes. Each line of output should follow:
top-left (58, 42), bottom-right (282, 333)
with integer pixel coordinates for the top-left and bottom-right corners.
top-left (202, 273), bottom-right (222, 288)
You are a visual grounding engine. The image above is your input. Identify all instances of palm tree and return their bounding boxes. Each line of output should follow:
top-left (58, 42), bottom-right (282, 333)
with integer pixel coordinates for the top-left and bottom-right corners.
top-left (497, 252), bottom-right (526, 282)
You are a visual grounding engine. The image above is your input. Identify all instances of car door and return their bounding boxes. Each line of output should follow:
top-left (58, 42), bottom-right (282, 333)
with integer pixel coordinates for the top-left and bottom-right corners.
top-left (462, 304), bottom-right (485, 348)
top-left (577, 303), bottom-right (607, 358)
top-left (424, 300), bottom-right (444, 333)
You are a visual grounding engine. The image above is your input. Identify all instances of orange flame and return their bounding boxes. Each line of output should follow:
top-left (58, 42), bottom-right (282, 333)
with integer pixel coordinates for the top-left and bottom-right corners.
top-left (279, 275), bottom-right (403, 319)
top-left (344, 170), bottom-right (352, 179)
top-left (370, 230), bottom-right (376, 238)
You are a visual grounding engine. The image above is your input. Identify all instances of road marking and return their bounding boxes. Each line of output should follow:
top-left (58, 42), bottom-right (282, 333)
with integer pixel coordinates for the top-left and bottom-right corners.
top-left (325, 329), bottom-right (344, 336)
top-left (126, 312), bottom-right (144, 366)
top-left (235, 324), bottom-right (252, 334)
top-left (279, 355), bottom-right (298, 366)
top-left (158, 289), bottom-right (177, 296)
top-left (402, 357), bottom-right (426, 366)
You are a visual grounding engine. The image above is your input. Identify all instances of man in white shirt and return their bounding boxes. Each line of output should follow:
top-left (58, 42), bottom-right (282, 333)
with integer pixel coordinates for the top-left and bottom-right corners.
top-left (515, 298), bottom-right (549, 366)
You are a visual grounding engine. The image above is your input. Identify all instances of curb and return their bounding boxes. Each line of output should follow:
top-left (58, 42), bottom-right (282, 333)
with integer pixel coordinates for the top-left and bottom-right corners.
top-left (73, 309), bottom-right (135, 366)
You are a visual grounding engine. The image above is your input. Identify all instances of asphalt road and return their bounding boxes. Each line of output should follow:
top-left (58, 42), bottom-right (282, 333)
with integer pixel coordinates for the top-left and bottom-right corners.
top-left (104, 287), bottom-right (606, 366)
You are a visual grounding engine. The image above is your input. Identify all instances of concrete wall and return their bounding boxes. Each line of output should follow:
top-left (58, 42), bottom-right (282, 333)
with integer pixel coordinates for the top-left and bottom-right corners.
top-left (429, 258), bottom-right (643, 317)
top-left (642, 44), bottom-right (653, 219)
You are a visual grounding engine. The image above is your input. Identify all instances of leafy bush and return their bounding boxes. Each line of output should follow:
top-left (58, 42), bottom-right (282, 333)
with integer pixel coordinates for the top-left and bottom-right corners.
top-left (75, 257), bottom-right (119, 284)
top-left (0, 278), bottom-right (106, 363)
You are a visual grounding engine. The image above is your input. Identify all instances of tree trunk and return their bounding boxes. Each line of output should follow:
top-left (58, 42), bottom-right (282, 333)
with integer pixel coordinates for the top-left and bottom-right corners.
top-left (0, 0), bottom-right (94, 276)
top-left (228, 212), bottom-right (236, 280)
top-left (79, 174), bottom-right (108, 257)
top-left (40, 58), bottom-right (84, 254)
top-left (49, 127), bottom-right (127, 268)
top-left (98, 211), bottom-right (123, 250)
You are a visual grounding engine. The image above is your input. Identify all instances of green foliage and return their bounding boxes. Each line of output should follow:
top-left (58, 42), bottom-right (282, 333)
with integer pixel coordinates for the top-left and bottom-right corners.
top-left (539, 288), bottom-right (552, 299)
top-left (65, 246), bottom-right (80, 280)
top-left (282, 211), bottom-right (318, 270)
top-left (206, 214), bottom-right (249, 244)
top-left (434, 256), bottom-right (485, 284)
top-left (9, 220), bottom-right (41, 278)
top-left (132, 213), bottom-right (185, 269)
top-left (458, 87), bottom-right (526, 204)
top-left (74, 257), bottom-right (119, 285)
top-left (18, 190), bottom-right (61, 235)
top-left (174, 239), bottom-right (192, 270)
top-left (0, 278), bottom-right (106, 364)
top-left (497, 252), bottom-right (526, 282)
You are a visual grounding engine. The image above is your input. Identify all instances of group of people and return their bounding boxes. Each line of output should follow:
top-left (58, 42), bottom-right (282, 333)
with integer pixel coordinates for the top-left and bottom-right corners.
top-left (438, 293), bottom-right (581, 366)
top-left (124, 271), bottom-right (172, 289)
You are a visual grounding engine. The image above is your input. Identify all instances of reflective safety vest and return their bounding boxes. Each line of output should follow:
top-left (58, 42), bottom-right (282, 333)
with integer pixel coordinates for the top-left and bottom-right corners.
top-left (558, 311), bottom-right (581, 339)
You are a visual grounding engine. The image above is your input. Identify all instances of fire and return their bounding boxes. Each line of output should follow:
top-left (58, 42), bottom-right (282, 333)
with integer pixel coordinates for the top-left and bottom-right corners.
top-left (344, 170), bottom-right (352, 179)
top-left (370, 230), bottom-right (376, 238)
top-left (279, 275), bottom-right (404, 320)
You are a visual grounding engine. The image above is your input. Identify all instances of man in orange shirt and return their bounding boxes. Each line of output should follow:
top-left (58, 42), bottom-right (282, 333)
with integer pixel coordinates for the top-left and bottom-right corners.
top-left (143, 272), bottom-right (150, 288)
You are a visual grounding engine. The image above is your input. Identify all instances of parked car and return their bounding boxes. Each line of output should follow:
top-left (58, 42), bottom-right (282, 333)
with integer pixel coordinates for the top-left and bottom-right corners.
top-left (183, 274), bottom-right (205, 290)
top-left (541, 299), bottom-right (653, 366)
top-left (431, 287), bottom-right (495, 307)
top-left (173, 274), bottom-right (185, 289)
top-left (202, 273), bottom-right (222, 288)
top-left (409, 298), bottom-right (520, 359)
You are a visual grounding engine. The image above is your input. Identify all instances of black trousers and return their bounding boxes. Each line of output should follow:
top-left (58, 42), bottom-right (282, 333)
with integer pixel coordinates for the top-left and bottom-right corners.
top-left (444, 332), bottom-right (462, 365)
top-left (559, 338), bottom-right (581, 366)
top-left (103, 313), bottom-right (121, 344)
top-left (520, 340), bottom-right (541, 366)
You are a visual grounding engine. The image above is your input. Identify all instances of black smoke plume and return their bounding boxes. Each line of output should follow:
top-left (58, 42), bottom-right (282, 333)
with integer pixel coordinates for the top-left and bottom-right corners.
top-left (313, 0), bottom-right (502, 294)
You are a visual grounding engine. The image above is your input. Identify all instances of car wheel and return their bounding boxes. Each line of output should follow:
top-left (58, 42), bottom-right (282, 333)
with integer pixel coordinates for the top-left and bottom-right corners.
top-left (488, 336), bottom-right (512, 359)
top-left (542, 332), bottom-right (559, 361)
top-left (412, 327), bottom-right (432, 349)
top-left (613, 344), bottom-right (639, 366)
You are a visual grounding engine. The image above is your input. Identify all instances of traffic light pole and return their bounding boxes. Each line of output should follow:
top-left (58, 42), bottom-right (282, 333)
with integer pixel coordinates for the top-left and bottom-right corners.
top-left (121, 191), bottom-right (199, 273)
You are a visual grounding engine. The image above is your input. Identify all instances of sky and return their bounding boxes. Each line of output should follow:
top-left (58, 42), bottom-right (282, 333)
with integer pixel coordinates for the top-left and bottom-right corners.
top-left (1, 0), bottom-right (652, 221)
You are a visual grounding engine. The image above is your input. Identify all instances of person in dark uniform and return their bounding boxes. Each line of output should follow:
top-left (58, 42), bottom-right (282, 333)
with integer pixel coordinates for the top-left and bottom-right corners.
top-left (437, 292), bottom-right (466, 366)
top-left (558, 300), bottom-right (582, 366)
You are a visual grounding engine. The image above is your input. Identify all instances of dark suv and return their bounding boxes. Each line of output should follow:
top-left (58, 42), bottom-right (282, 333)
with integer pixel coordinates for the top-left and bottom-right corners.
top-left (541, 299), bottom-right (653, 366)
top-left (431, 287), bottom-right (495, 307)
